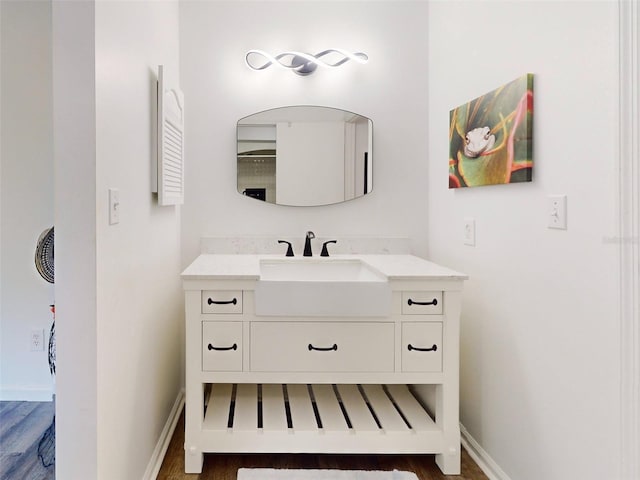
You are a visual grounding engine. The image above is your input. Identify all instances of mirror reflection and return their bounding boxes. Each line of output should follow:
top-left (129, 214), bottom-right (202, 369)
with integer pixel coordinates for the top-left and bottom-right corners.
top-left (237, 106), bottom-right (373, 206)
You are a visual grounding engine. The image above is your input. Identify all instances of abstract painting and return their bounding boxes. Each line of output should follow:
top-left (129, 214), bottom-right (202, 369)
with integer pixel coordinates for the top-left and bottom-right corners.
top-left (449, 74), bottom-right (533, 188)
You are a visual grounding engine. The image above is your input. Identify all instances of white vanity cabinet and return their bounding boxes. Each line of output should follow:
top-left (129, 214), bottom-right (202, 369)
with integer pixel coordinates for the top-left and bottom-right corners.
top-left (182, 254), bottom-right (466, 475)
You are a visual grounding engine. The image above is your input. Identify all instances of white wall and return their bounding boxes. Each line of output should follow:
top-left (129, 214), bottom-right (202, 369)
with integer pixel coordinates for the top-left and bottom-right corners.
top-left (0, 2), bottom-right (2, 394)
top-left (52, 1), bottom-right (98, 477)
top-left (179, 0), bottom-right (430, 265)
top-left (0, 0), bottom-right (55, 401)
top-left (427, 2), bottom-right (621, 480)
top-left (53, 1), bottom-right (183, 478)
top-left (94, 2), bottom-right (183, 478)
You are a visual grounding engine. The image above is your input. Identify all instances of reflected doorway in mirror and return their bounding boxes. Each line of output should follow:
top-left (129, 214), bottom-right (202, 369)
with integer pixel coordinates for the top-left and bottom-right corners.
top-left (237, 106), bottom-right (373, 207)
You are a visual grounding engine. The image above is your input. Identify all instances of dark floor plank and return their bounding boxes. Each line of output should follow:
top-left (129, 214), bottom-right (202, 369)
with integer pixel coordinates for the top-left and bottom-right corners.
top-left (0, 403), bottom-right (40, 440)
top-left (1, 402), bottom-right (54, 454)
top-left (0, 402), bottom-right (24, 416)
top-left (157, 410), bottom-right (489, 480)
top-left (0, 402), bottom-right (55, 480)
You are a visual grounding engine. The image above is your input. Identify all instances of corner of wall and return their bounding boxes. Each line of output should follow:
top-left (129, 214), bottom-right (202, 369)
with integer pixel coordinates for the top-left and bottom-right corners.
top-left (52, 0), bottom-right (99, 477)
top-left (618, 1), bottom-right (640, 477)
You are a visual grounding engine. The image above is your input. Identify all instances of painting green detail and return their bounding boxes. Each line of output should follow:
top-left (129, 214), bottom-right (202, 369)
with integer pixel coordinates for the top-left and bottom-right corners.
top-left (449, 74), bottom-right (533, 188)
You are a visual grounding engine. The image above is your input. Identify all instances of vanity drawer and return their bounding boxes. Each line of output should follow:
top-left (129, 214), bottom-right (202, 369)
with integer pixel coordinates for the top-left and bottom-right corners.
top-left (202, 321), bottom-right (242, 371)
top-left (250, 322), bottom-right (394, 372)
top-left (402, 322), bottom-right (442, 372)
top-left (201, 290), bottom-right (243, 314)
top-left (401, 291), bottom-right (443, 315)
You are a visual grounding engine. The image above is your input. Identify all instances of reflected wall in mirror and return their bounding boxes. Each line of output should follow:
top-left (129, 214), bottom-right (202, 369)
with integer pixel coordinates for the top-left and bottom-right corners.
top-left (237, 106), bottom-right (373, 206)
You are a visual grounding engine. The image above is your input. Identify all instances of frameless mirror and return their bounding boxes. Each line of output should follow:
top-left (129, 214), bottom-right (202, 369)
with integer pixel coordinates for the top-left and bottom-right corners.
top-left (237, 106), bottom-right (373, 206)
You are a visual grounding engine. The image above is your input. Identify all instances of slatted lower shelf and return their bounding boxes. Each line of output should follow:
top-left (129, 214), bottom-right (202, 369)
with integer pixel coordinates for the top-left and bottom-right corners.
top-left (200, 384), bottom-right (443, 454)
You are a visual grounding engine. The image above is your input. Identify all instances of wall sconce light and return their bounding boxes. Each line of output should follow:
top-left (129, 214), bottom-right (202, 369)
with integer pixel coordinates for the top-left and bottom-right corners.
top-left (245, 49), bottom-right (368, 76)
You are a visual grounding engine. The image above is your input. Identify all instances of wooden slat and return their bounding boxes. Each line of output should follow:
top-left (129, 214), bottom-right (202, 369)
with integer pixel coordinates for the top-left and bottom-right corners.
top-left (159, 408), bottom-right (487, 479)
top-left (261, 384), bottom-right (288, 431)
top-left (286, 384), bottom-right (317, 431)
top-left (385, 384), bottom-right (437, 431)
top-left (311, 384), bottom-right (349, 432)
top-left (203, 384), bottom-right (233, 430)
top-left (336, 384), bottom-right (378, 431)
top-left (234, 384), bottom-right (258, 430)
top-left (362, 384), bottom-right (409, 432)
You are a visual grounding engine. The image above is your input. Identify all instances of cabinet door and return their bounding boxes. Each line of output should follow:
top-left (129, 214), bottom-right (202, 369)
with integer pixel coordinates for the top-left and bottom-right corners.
top-left (202, 321), bottom-right (242, 371)
top-left (402, 322), bottom-right (442, 372)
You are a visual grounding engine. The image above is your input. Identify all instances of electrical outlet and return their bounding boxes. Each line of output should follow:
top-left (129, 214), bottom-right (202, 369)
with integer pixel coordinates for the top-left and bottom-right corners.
top-left (463, 218), bottom-right (476, 246)
top-left (548, 194), bottom-right (567, 229)
top-left (30, 329), bottom-right (44, 352)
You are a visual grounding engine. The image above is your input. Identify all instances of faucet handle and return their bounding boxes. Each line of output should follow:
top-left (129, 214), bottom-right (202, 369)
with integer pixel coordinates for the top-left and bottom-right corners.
top-left (278, 240), bottom-right (294, 257)
top-left (320, 240), bottom-right (337, 257)
top-left (303, 231), bottom-right (315, 257)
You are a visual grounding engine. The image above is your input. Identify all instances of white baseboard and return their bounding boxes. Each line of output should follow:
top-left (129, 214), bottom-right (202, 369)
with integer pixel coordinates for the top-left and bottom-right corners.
top-left (0, 385), bottom-right (54, 402)
top-left (460, 423), bottom-right (512, 480)
top-left (142, 389), bottom-right (185, 480)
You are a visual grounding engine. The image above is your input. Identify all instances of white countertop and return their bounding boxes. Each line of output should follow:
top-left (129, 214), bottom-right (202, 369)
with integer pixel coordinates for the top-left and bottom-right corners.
top-left (181, 254), bottom-right (468, 281)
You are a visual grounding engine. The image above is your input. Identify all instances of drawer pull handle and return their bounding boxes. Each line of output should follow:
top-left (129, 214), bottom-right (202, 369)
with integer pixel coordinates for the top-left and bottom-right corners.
top-left (308, 343), bottom-right (338, 352)
top-left (207, 297), bottom-right (237, 306)
top-left (208, 343), bottom-right (238, 351)
top-left (408, 343), bottom-right (438, 352)
top-left (407, 298), bottom-right (438, 306)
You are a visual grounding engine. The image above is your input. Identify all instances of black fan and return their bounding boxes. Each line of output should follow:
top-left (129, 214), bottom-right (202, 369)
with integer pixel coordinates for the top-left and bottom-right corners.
top-left (35, 227), bottom-right (55, 374)
top-left (35, 227), bottom-right (54, 284)
top-left (35, 227), bottom-right (55, 469)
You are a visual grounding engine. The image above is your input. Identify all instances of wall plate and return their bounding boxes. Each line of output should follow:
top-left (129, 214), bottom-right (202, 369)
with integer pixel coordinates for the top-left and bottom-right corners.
top-left (464, 218), bottom-right (476, 246)
top-left (547, 195), bottom-right (567, 229)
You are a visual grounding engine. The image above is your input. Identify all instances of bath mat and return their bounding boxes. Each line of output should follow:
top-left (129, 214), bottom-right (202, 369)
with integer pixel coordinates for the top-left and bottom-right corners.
top-left (237, 468), bottom-right (418, 480)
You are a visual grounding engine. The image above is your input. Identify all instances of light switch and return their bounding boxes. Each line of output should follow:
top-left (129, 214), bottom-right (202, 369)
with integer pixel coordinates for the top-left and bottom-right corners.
top-left (547, 194), bottom-right (567, 229)
top-left (463, 218), bottom-right (475, 246)
top-left (109, 188), bottom-right (120, 225)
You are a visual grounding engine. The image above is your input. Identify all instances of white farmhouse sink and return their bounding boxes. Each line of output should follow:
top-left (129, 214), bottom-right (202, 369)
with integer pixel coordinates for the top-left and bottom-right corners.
top-left (254, 258), bottom-right (391, 317)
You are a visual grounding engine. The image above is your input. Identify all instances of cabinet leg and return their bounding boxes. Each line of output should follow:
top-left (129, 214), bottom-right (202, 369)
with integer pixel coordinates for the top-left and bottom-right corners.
top-left (184, 377), bottom-right (204, 473)
top-left (184, 445), bottom-right (204, 474)
top-left (436, 445), bottom-right (461, 475)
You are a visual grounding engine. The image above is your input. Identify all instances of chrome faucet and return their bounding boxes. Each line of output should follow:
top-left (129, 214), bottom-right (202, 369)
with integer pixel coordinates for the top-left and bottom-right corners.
top-left (303, 231), bottom-right (315, 256)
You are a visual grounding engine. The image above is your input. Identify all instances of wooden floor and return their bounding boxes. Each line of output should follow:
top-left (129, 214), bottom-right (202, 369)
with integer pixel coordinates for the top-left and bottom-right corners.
top-left (157, 410), bottom-right (489, 480)
top-left (0, 401), bottom-right (488, 480)
top-left (0, 401), bottom-right (55, 480)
